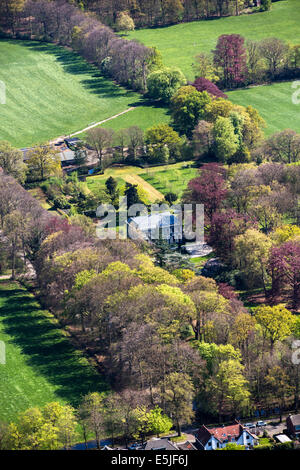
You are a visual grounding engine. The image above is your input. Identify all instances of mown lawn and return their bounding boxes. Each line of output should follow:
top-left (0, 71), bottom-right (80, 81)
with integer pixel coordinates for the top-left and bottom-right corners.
top-left (86, 161), bottom-right (197, 202)
top-left (227, 81), bottom-right (300, 136)
top-left (141, 165), bottom-right (198, 199)
top-left (128, 0), bottom-right (300, 79)
top-left (0, 281), bottom-right (108, 423)
top-left (0, 40), bottom-right (166, 148)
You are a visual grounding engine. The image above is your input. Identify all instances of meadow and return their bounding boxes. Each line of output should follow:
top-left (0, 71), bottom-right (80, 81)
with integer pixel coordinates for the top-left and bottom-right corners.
top-left (0, 40), bottom-right (166, 148)
top-left (128, 0), bottom-right (300, 79)
top-left (0, 281), bottom-right (108, 423)
top-left (228, 81), bottom-right (300, 136)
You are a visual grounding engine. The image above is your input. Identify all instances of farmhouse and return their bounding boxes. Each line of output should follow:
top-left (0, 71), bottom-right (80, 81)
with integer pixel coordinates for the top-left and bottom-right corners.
top-left (21, 146), bottom-right (76, 166)
top-left (127, 211), bottom-right (181, 243)
top-left (195, 422), bottom-right (258, 450)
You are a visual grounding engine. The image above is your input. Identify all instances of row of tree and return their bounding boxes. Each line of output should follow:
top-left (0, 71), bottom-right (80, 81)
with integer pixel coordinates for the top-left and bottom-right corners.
top-left (0, 0), bottom-right (160, 92)
top-left (80, 0), bottom-right (267, 29)
top-left (194, 34), bottom-right (300, 89)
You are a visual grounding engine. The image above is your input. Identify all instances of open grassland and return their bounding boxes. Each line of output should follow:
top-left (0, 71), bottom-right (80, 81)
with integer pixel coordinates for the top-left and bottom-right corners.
top-left (75, 104), bottom-right (171, 140)
top-left (86, 161), bottom-right (197, 202)
top-left (0, 40), bottom-right (166, 148)
top-left (0, 281), bottom-right (108, 423)
top-left (228, 81), bottom-right (300, 136)
top-left (128, 1), bottom-right (300, 79)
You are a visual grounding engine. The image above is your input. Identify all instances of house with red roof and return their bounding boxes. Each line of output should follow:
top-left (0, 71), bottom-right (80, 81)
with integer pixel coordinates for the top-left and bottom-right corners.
top-left (195, 421), bottom-right (258, 450)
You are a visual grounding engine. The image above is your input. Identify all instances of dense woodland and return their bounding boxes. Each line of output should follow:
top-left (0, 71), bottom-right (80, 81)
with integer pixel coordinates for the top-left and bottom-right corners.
top-left (0, 0), bottom-right (300, 452)
top-left (0, 164), bottom-right (300, 449)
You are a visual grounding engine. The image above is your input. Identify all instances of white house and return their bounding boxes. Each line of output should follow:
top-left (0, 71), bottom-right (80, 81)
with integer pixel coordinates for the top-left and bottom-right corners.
top-left (127, 211), bottom-right (181, 243)
top-left (196, 422), bottom-right (259, 450)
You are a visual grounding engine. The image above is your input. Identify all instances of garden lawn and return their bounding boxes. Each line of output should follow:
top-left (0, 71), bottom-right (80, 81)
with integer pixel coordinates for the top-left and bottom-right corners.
top-left (0, 281), bottom-right (108, 423)
top-left (86, 161), bottom-right (197, 202)
top-left (128, 0), bottom-right (300, 79)
top-left (141, 165), bottom-right (198, 199)
top-left (227, 81), bottom-right (300, 136)
top-left (0, 40), bottom-right (165, 148)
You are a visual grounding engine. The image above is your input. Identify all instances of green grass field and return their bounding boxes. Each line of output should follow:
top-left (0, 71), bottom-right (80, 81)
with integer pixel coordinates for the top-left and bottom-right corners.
top-left (76, 103), bottom-right (171, 141)
top-left (128, 0), bottom-right (300, 79)
top-left (228, 81), bottom-right (300, 136)
top-left (86, 161), bottom-right (197, 202)
top-left (0, 281), bottom-right (108, 423)
top-left (0, 40), bottom-right (167, 148)
top-left (141, 165), bottom-right (198, 198)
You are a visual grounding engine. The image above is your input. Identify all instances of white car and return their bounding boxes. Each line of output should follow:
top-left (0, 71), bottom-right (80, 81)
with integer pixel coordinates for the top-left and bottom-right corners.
top-left (256, 420), bottom-right (267, 427)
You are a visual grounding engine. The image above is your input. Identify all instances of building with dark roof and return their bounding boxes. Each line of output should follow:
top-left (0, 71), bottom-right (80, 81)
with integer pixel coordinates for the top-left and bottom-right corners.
top-left (287, 414), bottom-right (300, 439)
top-left (144, 438), bottom-right (179, 451)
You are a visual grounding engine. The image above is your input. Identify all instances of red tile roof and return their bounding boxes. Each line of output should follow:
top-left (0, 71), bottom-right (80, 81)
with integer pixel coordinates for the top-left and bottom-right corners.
top-left (196, 421), bottom-right (245, 446)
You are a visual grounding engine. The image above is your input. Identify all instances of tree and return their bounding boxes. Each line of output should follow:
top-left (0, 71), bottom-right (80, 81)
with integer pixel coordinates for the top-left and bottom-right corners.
top-left (191, 77), bottom-right (227, 99)
top-left (212, 116), bottom-right (239, 162)
top-left (192, 120), bottom-right (214, 159)
top-left (105, 176), bottom-right (118, 199)
top-left (6, 403), bottom-right (77, 450)
top-left (246, 40), bottom-right (264, 82)
top-left (192, 52), bottom-right (219, 83)
top-left (0, 141), bottom-right (26, 183)
top-left (171, 86), bottom-right (211, 137)
top-left (204, 97), bottom-right (233, 122)
top-left (161, 0), bottom-right (184, 24)
top-left (255, 305), bottom-right (296, 351)
top-left (213, 34), bottom-right (248, 88)
top-left (263, 130), bottom-right (300, 164)
top-left (259, 38), bottom-right (288, 78)
top-left (165, 192), bottom-right (178, 204)
top-left (86, 128), bottom-right (114, 171)
top-left (126, 126), bottom-right (144, 161)
top-left (233, 228), bottom-right (272, 292)
top-left (264, 366), bottom-right (291, 422)
top-left (209, 210), bottom-right (255, 263)
top-left (80, 393), bottom-right (104, 449)
top-left (207, 359), bottom-right (250, 422)
top-left (184, 163), bottom-right (227, 223)
top-left (102, 394), bottom-right (123, 447)
top-left (145, 124), bottom-right (182, 163)
top-left (3, 210), bottom-right (26, 279)
top-left (147, 67), bottom-right (186, 103)
top-left (26, 146), bottom-right (61, 181)
top-left (115, 11), bottom-right (135, 31)
top-left (0, 0), bottom-right (25, 33)
top-left (268, 241), bottom-right (300, 308)
top-left (146, 406), bottom-right (173, 437)
top-left (160, 372), bottom-right (194, 436)
top-left (124, 183), bottom-right (141, 207)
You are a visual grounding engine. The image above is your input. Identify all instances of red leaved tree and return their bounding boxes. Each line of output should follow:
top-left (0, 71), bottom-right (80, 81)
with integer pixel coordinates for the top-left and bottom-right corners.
top-left (213, 34), bottom-right (248, 89)
top-left (191, 77), bottom-right (228, 99)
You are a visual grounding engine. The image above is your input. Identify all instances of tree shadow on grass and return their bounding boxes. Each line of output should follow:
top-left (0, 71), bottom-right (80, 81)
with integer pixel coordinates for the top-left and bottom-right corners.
top-left (20, 40), bottom-right (139, 102)
top-left (2, 39), bottom-right (171, 116)
top-left (0, 283), bottom-right (109, 407)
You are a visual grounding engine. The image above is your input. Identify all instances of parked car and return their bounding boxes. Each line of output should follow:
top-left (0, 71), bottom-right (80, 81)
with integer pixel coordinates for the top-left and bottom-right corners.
top-left (245, 423), bottom-right (256, 429)
top-left (256, 420), bottom-right (267, 427)
top-left (128, 442), bottom-right (142, 450)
